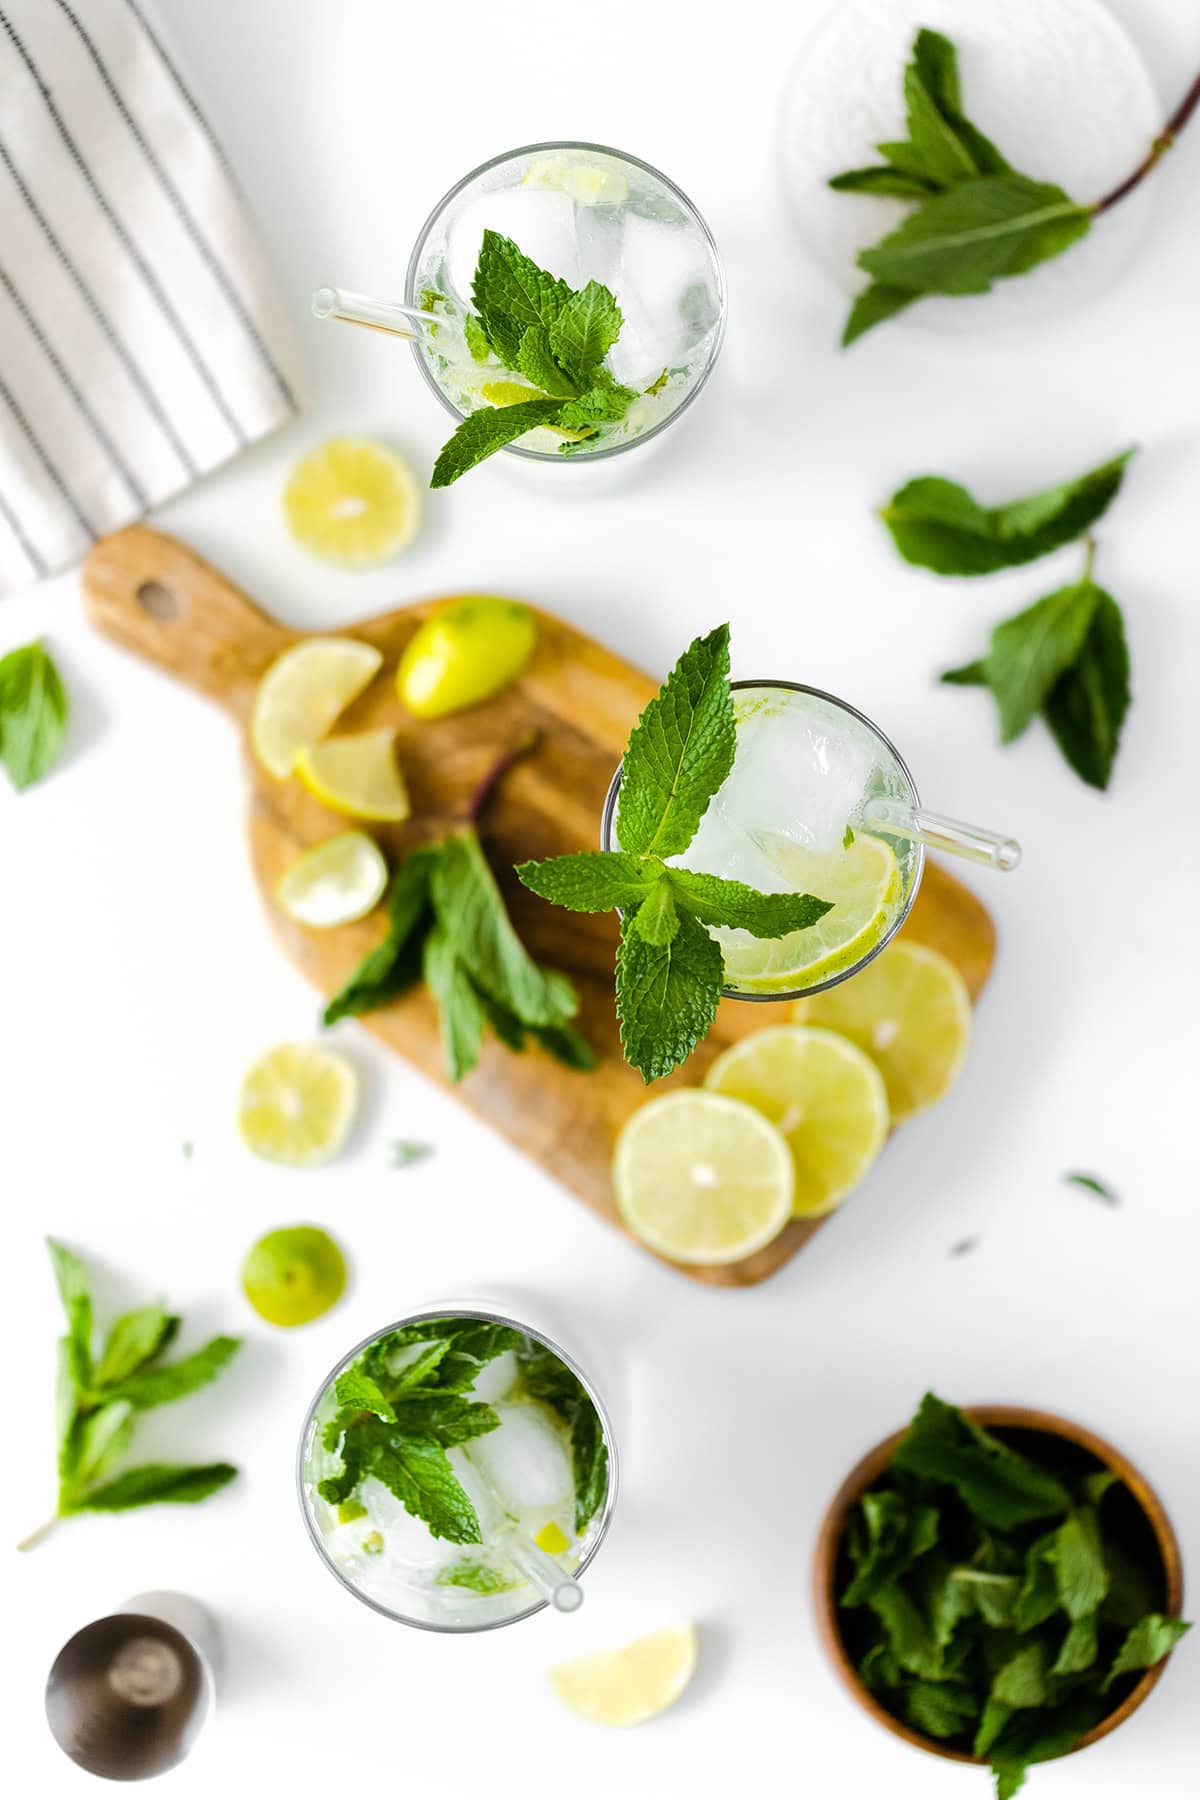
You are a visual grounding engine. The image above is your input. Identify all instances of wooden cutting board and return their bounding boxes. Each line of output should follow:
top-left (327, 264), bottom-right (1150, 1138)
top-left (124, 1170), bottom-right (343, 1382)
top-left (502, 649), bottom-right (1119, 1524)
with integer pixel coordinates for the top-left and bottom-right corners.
top-left (82, 526), bottom-right (996, 1287)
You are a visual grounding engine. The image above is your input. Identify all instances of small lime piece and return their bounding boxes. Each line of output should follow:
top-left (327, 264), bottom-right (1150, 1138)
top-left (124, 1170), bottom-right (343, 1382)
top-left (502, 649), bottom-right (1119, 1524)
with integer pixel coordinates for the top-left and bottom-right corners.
top-left (535, 1521), bottom-right (570, 1555)
top-left (612, 1091), bottom-right (793, 1264)
top-left (704, 1025), bottom-right (888, 1217)
top-left (283, 437), bottom-right (421, 567)
top-left (793, 939), bottom-right (971, 1122)
top-left (277, 831), bottom-right (388, 928)
top-left (241, 1224), bottom-right (347, 1326)
top-left (294, 729), bottom-right (410, 822)
top-left (238, 1042), bottom-right (358, 1166)
top-left (523, 157), bottom-right (630, 207)
top-left (396, 597), bottom-right (536, 720)
top-left (251, 638), bottom-right (382, 779)
top-left (550, 1624), bottom-right (698, 1727)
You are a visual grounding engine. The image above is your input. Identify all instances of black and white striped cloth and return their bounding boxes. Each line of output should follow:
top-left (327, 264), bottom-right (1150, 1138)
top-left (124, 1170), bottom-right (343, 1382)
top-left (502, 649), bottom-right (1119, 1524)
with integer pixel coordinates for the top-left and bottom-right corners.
top-left (0, 0), bottom-right (304, 593)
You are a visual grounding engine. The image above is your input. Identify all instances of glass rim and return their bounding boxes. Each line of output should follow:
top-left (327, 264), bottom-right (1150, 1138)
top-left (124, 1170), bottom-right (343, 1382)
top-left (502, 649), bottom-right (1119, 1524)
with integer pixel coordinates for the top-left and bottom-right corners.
top-left (295, 1304), bottom-right (619, 1634)
top-left (404, 139), bottom-right (727, 465)
top-left (600, 678), bottom-right (927, 1003)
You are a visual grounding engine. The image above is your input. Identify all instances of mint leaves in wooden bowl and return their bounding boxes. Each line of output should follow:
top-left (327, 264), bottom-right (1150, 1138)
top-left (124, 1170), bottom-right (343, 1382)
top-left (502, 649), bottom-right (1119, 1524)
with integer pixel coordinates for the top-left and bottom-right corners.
top-left (814, 1396), bottom-right (1187, 1798)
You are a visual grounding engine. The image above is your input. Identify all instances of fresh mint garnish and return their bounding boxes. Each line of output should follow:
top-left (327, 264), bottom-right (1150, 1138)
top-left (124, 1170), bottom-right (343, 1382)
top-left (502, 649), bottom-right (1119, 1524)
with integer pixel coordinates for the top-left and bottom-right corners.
top-left (435, 1558), bottom-right (517, 1594)
top-left (0, 640), bottom-right (69, 790)
top-left (882, 450), bottom-right (1133, 576)
top-left (837, 1394), bottom-right (1191, 1798)
top-left (320, 1321), bottom-right (608, 1546)
top-left (517, 625), bottom-right (832, 1081)
top-left (19, 1240), bottom-right (239, 1550)
top-left (429, 231), bottom-right (643, 485)
top-left (323, 751), bottom-right (593, 1081)
top-left (831, 30), bottom-right (1200, 344)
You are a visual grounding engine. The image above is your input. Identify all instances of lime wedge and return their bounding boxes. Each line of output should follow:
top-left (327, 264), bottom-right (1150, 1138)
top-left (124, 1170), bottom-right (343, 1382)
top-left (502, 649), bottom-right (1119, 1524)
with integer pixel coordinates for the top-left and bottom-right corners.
top-left (251, 638), bottom-right (382, 779)
top-left (550, 1624), bottom-right (697, 1727)
top-left (294, 729), bottom-right (410, 822)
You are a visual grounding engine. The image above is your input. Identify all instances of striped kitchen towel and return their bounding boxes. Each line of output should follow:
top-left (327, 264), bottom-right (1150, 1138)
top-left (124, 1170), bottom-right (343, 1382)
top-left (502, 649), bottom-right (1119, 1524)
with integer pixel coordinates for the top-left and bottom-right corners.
top-left (0, 0), bottom-right (304, 594)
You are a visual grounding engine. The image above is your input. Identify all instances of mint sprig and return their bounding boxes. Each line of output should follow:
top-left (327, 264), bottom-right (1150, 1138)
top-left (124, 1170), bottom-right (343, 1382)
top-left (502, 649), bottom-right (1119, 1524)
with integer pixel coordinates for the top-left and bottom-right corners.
top-left (430, 232), bottom-right (643, 486)
top-left (831, 30), bottom-right (1200, 345)
top-left (517, 626), bottom-right (832, 1081)
top-left (20, 1240), bottom-right (240, 1550)
top-left (838, 1394), bottom-right (1192, 1799)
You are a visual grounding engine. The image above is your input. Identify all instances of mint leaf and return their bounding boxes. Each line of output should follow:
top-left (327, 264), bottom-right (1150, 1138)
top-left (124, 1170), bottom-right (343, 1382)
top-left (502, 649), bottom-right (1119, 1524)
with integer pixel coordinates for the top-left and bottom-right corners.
top-left (632, 875), bottom-right (679, 946)
top-left (857, 174), bottom-right (1090, 302)
top-left (1064, 1171), bottom-right (1119, 1205)
top-left (365, 1428), bottom-right (483, 1544)
top-left (47, 1239), bottom-right (92, 1385)
top-left (1044, 588), bottom-right (1129, 789)
top-left (883, 451), bottom-right (1132, 575)
top-left (463, 314), bottom-right (492, 363)
top-left (664, 868), bottom-right (832, 936)
top-left (992, 1641), bottom-right (1050, 1709)
top-left (985, 578), bottom-right (1103, 742)
top-left (904, 1681), bottom-right (979, 1740)
top-left (616, 908), bottom-right (723, 1082)
top-left (556, 381), bottom-right (638, 432)
top-left (1014, 1531), bottom-right (1062, 1631)
top-left (0, 641), bottom-right (69, 790)
top-left (80, 1462), bottom-right (238, 1511)
top-left (830, 167), bottom-right (939, 199)
top-left (435, 1558), bottom-right (516, 1594)
top-left (867, 1583), bottom-right (945, 1680)
top-left (902, 54), bottom-right (980, 187)
top-left (842, 282), bottom-right (919, 346)
top-left (940, 659), bottom-right (989, 686)
top-left (67, 1400), bottom-right (135, 1498)
top-left (516, 850), bottom-right (658, 912)
top-left (433, 829), bottom-right (578, 1029)
top-left (334, 1367), bottom-right (395, 1421)
top-left (951, 1568), bottom-right (1020, 1628)
top-left (892, 1394), bottom-right (1071, 1530)
top-left (322, 842), bottom-right (439, 1025)
top-left (616, 624), bottom-right (735, 859)
top-left (430, 397), bottom-right (565, 488)
top-left (548, 280), bottom-right (623, 384)
top-left (422, 922), bottom-right (486, 1082)
top-left (393, 1396), bottom-right (499, 1448)
top-left (1101, 1613), bottom-right (1191, 1693)
top-left (1051, 1507), bottom-right (1108, 1621)
top-left (515, 324), bottom-right (577, 396)
top-left (1051, 1614), bottom-right (1098, 1675)
top-left (471, 230), bottom-right (572, 366)
top-left (469, 981), bottom-right (595, 1071)
top-left (93, 1306), bottom-right (177, 1390)
top-left (98, 1336), bottom-right (240, 1410)
top-left (974, 1697), bottom-right (1013, 1757)
top-left (842, 1490), bottom-right (939, 1606)
top-left (909, 29), bottom-right (1010, 177)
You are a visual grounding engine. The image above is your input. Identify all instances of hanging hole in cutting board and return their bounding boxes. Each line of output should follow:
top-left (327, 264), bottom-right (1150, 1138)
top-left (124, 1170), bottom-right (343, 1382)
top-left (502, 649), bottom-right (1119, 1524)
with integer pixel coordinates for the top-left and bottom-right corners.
top-left (136, 580), bottom-right (184, 621)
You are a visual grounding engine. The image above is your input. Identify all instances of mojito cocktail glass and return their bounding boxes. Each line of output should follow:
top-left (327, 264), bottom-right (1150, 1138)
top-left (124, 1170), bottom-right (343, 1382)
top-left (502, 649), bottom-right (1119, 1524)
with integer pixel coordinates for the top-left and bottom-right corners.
top-left (405, 141), bottom-right (726, 465)
top-left (602, 681), bottom-right (929, 1002)
top-left (298, 1305), bottom-right (616, 1632)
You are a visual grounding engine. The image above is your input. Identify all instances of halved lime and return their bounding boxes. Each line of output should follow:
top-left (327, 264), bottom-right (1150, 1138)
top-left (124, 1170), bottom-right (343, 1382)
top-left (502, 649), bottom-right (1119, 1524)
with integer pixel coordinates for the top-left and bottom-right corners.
top-left (793, 940), bottom-right (971, 1122)
top-left (612, 1091), bottom-right (793, 1264)
top-left (277, 831), bottom-right (388, 928)
top-left (704, 1025), bottom-right (888, 1217)
top-left (718, 834), bottom-right (901, 995)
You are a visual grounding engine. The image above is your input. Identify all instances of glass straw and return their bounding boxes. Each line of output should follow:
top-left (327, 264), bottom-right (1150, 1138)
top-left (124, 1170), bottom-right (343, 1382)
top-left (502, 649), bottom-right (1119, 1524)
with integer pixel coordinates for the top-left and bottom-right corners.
top-left (500, 1527), bottom-right (585, 1613)
top-left (862, 799), bottom-right (1021, 871)
top-left (312, 285), bottom-right (441, 341)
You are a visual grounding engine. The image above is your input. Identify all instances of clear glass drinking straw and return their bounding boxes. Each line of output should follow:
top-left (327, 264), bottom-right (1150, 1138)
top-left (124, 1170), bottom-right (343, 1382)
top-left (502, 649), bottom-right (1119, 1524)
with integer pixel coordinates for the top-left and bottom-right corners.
top-left (461, 1446), bottom-right (584, 1613)
top-left (312, 285), bottom-right (440, 340)
top-left (860, 799), bottom-right (1021, 871)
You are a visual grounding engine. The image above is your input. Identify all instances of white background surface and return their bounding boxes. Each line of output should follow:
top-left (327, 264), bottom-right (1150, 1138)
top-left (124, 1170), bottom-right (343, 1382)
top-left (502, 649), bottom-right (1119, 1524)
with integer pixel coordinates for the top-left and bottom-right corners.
top-left (3, 0), bottom-right (1199, 1794)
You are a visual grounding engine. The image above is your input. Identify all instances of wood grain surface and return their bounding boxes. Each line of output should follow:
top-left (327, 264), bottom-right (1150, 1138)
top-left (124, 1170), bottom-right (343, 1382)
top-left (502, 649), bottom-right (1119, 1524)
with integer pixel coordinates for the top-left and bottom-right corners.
top-left (82, 526), bottom-right (997, 1286)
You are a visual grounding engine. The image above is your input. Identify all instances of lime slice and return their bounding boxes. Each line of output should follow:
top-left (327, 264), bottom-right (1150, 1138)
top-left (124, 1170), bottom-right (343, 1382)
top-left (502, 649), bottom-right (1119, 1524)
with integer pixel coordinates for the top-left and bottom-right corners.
top-left (612, 1091), bottom-right (793, 1264)
top-left (794, 940), bottom-right (971, 1122)
top-left (277, 831), bottom-right (388, 928)
top-left (396, 597), bottom-right (536, 721)
top-left (550, 1624), bottom-right (698, 1727)
top-left (283, 437), bottom-right (421, 567)
top-left (241, 1224), bottom-right (347, 1326)
top-left (481, 380), bottom-right (547, 407)
top-left (704, 1025), bottom-right (888, 1217)
top-left (523, 157), bottom-right (630, 207)
top-left (238, 1043), bottom-right (358, 1167)
top-left (294, 729), bottom-right (410, 822)
top-left (717, 833), bottom-right (901, 995)
top-left (251, 638), bottom-right (382, 779)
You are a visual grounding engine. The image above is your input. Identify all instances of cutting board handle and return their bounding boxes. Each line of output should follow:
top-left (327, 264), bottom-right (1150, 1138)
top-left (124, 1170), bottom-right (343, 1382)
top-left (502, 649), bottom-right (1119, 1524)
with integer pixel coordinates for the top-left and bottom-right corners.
top-left (81, 526), bottom-right (291, 711)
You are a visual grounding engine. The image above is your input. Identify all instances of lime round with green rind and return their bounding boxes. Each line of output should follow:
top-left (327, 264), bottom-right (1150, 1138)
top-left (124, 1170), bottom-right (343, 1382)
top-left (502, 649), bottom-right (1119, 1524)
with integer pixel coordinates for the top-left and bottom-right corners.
top-left (396, 597), bottom-right (536, 720)
top-left (241, 1225), bottom-right (347, 1327)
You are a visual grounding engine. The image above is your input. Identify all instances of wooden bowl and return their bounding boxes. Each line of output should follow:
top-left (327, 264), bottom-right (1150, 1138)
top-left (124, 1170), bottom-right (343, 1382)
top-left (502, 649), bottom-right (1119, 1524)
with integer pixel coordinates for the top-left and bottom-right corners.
top-left (814, 1405), bottom-right (1184, 1767)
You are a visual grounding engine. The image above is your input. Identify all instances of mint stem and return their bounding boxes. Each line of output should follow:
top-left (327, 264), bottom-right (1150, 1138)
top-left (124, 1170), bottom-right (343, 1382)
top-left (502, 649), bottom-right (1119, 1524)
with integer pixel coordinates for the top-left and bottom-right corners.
top-left (1092, 68), bottom-right (1200, 215)
top-left (16, 1513), bottom-right (61, 1551)
top-left (466, 732), bottom-right (540, 825)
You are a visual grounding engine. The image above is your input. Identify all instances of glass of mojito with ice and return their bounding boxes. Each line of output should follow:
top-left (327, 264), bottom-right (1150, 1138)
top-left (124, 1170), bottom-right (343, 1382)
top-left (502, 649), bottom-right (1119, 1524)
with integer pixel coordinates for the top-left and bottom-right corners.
top-left (298, 1307), bottom-right (615, 1632)
top-left (404, 141), bottom-right (725, 471)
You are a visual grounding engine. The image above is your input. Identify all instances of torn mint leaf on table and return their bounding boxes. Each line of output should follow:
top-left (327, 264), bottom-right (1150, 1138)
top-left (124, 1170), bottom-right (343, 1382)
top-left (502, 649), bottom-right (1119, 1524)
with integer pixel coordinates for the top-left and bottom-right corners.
top-left (0, 640), bottom-right (69, 790)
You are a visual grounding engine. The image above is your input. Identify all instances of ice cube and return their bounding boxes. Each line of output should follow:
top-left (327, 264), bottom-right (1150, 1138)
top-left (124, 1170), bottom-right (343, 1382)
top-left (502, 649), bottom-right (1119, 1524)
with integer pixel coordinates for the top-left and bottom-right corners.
top-left (446, 189), bottom-right (580, 309)
top-left (468, 1348), bottom-right (518, 1404)
top-left (713, 694), bottom-right (877, 859)
top-left (462, 1402), bottom-right (573, 1514)
top-left (608, 214), bottom-right (712, 387)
